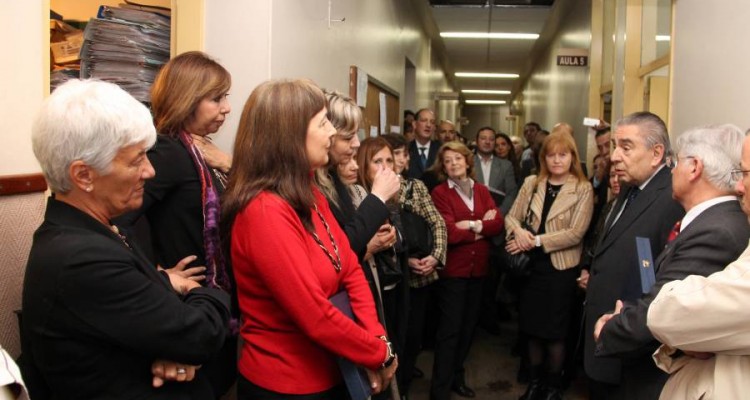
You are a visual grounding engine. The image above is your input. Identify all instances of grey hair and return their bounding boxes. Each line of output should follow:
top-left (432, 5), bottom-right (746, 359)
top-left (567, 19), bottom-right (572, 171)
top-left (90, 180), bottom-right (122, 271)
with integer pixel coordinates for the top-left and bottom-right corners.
top-left (674, 124), bottom-right (745, 192)
top-left (32, 79), bottom-right (156, 193)
top-left (615, 111), bottom-right (671, 162)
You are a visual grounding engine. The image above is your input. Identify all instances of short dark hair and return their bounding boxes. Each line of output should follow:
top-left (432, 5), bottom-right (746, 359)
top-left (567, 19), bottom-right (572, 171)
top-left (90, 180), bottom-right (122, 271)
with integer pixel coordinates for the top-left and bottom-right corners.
top-left (595, 127), bottom-right (611, 137)
top-left (477, 126), bottom-right (496, 135)
top-left (382, 133), bottom-right (408, 151)
top-left (525, 122), bottom-right (541, 131)
top-left (404, 109), bottom-right (415, 118)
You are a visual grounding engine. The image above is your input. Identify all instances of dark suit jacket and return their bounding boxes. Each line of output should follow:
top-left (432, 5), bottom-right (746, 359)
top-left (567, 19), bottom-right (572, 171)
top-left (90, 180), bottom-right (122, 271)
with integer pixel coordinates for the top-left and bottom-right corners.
top-left (21, 197), bottom-right (231, 400)
top-left (473, 154), bottom-right (518, 215)
top-left (596, 199), bottom-right (750, 399)
top-left (407, 140), bottom-right (442, 191)
top-left (584, 166), bottom-right (684, 388)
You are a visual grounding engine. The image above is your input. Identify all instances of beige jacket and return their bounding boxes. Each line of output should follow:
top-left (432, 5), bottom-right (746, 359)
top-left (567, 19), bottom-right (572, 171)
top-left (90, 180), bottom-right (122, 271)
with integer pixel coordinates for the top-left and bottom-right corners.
top-left (648, 241), bottom-right (750, 400)
top-left (505, 175), bottom-right (593, 270)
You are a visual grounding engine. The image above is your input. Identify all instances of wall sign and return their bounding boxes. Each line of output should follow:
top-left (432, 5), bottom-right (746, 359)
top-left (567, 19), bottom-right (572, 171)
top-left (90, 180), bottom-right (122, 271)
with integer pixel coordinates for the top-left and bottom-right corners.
top-left (557, 55), bottom-right (588, 66)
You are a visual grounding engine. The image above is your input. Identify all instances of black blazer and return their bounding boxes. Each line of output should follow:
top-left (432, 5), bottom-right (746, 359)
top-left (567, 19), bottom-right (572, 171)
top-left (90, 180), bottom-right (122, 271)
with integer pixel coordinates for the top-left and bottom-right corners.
top-left (596, 200), bottom-right (750, 399)
top-left (583, 167), bottom-right (684, 387)
top-left (21, 197), bottom-right (230, 400)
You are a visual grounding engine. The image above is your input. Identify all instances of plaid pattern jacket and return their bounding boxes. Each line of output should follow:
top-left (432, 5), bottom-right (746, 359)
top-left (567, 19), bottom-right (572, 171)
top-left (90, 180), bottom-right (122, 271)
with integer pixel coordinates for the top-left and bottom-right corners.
top-left (400, 178), bottom-right (447, 288)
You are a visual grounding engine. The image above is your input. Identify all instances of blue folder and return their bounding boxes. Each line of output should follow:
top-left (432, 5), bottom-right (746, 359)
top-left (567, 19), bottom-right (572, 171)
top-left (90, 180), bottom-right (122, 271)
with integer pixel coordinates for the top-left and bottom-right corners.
top-left (330, 291), bottom-right (372, 400)
top-left (636, 237), bottom-right (656, 294)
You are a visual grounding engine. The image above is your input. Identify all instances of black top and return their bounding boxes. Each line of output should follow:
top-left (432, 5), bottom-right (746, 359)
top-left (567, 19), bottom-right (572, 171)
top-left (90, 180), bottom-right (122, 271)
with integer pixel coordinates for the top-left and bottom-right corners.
top-left (537, 182), bottom-right (562, 235)
top-left (21, 197), bottom-right (230, 400)
top-left (117, 135), bottom-right (223, 269)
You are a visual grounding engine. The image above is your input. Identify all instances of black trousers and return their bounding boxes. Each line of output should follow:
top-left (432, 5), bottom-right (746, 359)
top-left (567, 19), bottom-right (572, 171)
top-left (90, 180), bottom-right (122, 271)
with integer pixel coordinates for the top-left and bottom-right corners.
top-left (237, 375), bottom-right (349, 400)
top-left (400, 284), bottom-right (432, 394)
top-left (429, 277), bottom-right (484, 400)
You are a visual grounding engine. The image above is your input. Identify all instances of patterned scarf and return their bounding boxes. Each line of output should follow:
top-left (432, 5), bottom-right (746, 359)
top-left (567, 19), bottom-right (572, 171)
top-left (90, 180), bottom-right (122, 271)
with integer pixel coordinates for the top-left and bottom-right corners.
top-left (178, 131), bottom-right (231, 292)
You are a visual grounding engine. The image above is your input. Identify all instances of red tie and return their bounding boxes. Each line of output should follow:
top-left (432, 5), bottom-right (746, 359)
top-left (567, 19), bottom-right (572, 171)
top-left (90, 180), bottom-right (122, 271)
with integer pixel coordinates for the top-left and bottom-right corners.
top-left (667, 220), bottom-right (682, 243)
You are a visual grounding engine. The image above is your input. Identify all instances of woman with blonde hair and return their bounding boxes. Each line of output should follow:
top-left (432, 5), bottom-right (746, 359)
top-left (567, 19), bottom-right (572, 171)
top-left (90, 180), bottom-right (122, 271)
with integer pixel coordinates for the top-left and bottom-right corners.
top-left (505, 133), bottom-right (593, 400)
top-left (223, 79), bottom-right (397, 399)
top-left (429, 141), bottom-right (504, 400)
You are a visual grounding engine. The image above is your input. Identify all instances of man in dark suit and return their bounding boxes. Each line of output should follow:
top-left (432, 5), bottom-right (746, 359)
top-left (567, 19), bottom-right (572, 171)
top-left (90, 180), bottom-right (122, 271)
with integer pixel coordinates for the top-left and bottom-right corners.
top-left (592, 124), bottom-right (750, 399)
top-left (474, 126), bottom-right (518, 335)
top-left (407, 108), bottom-right (442, 191)
top-left (583, 112), bottom-right (685, 399)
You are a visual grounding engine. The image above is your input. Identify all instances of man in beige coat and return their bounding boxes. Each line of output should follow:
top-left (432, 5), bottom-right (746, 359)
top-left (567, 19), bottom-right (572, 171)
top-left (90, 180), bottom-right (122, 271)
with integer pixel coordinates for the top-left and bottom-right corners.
top-left (647, 128), bottom-right (750, 400)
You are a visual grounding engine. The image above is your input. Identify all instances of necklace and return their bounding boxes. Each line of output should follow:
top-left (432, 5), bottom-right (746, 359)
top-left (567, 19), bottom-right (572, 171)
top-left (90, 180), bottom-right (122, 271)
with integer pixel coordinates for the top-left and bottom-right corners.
top-left (111, 225), bottom-right (131, 249)
top-left (546, 181), bottom-right (562, 198)
top-left (310, 204), bottom-right (342, 272)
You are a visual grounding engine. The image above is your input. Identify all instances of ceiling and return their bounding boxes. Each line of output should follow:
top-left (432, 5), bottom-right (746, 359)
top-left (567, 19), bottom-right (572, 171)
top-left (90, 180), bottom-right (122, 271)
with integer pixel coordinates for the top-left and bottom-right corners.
top-left (427, 0), bottom-right (556, 101)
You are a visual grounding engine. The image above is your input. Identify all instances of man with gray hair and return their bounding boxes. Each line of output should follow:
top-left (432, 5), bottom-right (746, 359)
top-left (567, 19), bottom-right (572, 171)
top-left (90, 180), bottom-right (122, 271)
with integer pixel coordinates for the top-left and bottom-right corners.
top-left (583, 111), bottom-right (685, 399)
top-left (592, 124), bottom-right (750, 399)
top-left (647, 126), bottom-right (750, 399)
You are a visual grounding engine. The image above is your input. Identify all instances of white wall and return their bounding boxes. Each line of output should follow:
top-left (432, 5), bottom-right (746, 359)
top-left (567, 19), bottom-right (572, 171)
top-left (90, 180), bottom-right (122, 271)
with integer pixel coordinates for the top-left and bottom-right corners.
top-left (670, 0), bottom-right (750, 135)
top-left (463, 105), bottom-right (512, 142)
top-left (204, 0), bottom-right (453, 153)
top-left (1, 2), bottom-right (46, 175)
top-left (517, 0), bottom-right (592, 157)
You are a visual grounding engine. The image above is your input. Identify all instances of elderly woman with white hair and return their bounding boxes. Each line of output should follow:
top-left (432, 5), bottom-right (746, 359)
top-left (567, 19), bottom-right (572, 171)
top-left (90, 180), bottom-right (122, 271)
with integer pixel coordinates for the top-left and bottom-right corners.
top-left (21, 79), bottom-right (231, 399)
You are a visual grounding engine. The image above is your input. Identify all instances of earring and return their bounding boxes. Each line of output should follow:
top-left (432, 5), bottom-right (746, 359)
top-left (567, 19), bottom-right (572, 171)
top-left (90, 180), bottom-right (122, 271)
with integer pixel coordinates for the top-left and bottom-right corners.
top-left (86, 186), bottom-right (93, 192)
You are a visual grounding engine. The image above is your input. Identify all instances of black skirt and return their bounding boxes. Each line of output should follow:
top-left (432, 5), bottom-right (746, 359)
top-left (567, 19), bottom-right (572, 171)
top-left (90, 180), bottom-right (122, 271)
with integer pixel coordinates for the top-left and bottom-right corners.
top-left (518, 248), bottom-right (578, 340)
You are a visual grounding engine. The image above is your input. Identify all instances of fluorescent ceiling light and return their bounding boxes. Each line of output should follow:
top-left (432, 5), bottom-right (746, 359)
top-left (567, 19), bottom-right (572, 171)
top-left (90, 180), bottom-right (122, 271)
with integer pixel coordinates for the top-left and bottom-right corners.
top-left (466, 100), bottom-right (507, 105)
top-left (441, 32), bottom-right (539, 40)
top-left (456, 72), bottom-right (519, 79)
top-left (461, 89), bottom-right (511, 94)
top-left (656, 35), bottom-right (671, 42)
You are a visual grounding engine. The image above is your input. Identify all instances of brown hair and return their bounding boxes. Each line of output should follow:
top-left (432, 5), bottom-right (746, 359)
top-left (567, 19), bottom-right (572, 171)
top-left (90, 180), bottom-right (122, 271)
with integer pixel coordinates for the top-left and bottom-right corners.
top-left (150, 51), bottom-right (231, 135)
top-left (356, 136), bottom-right (393, 192)
top-left (431, 141), bottom-right (476, 181)
top-left (221, 79), bottom-right (326, 237)
top-left (536, 133), bottom-right (587, 183)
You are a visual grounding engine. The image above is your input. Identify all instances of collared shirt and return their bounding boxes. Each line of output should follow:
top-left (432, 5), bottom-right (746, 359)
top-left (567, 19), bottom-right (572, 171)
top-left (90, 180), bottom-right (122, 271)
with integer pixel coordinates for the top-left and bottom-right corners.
top-left (680, 196), bottom-right (737, 232)
top-left (416, 143), bottom-right (431, 161)
top-left (609, 164), bottom-right (667, 229)
top-left (447, 178), bottom-right (475, 212)
top-left (479, 154), bottom-right (493, 185)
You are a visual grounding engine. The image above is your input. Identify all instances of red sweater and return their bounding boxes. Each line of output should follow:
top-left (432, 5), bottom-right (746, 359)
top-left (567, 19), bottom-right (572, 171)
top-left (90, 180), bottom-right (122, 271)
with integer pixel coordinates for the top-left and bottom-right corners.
top-left (231, 188), bottom-right (387, 394)
top-left (431, 181), bottom-right (504, 278)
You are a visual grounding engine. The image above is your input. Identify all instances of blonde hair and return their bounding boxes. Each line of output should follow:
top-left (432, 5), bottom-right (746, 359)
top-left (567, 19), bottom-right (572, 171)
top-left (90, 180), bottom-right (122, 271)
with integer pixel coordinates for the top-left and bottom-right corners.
top-left (431, 141), bottom-right (476, 181)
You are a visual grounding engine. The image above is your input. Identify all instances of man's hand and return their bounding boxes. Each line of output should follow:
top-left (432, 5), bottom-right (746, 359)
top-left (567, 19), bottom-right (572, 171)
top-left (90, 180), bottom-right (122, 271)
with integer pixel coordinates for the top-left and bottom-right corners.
top-left (151, 359), bottom-right (200, 388)
top-left (577, 269), bottom-right (590, 290)
top-left (593, 300), bottom-right (623, 341)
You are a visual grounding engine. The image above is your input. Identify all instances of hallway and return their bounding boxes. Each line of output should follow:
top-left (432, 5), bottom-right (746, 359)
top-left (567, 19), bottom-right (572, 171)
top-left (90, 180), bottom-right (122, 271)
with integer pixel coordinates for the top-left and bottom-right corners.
top-left (408, 320), bottom-right (588, 400)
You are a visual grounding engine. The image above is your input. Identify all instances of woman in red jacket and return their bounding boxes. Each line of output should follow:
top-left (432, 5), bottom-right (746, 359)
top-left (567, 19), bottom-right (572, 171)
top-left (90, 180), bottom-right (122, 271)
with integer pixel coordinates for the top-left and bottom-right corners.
top-left (222, 79), bottom-right (397, 399)
top-left (429, 141), bottom-right (504, 400)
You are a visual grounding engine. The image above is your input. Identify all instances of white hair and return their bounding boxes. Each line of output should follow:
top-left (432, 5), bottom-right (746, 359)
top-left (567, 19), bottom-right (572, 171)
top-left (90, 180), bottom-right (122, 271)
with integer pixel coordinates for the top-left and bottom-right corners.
top-left (674, 124), bottom-right (745, 192)
top-left (32, 79), bottom-right (156, 193)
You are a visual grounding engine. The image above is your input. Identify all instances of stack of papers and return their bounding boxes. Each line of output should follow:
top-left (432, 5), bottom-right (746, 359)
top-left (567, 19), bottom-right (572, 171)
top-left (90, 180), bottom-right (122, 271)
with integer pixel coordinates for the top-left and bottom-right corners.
top-left (80, 5), bottom-right (170, 102)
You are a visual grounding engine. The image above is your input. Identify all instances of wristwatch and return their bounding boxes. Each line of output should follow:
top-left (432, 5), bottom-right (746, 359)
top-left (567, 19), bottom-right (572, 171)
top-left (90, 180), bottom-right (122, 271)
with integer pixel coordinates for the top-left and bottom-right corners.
top-left (534, 235), bottom-right (542, 247)
top-left (378, 336), bottom-right (396, 369)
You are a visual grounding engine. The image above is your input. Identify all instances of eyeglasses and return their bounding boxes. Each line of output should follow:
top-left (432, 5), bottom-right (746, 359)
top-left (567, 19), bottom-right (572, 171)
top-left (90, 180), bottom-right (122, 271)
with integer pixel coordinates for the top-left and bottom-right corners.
top-left (669, 155), bottom-right (695, 168)
top-left (731, 168), bottom-right (750, 181)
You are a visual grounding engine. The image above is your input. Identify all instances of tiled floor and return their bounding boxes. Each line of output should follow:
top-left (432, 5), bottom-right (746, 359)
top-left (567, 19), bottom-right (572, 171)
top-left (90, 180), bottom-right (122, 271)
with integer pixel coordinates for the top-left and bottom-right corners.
top-left (406, 321), bottom-right (588, 400)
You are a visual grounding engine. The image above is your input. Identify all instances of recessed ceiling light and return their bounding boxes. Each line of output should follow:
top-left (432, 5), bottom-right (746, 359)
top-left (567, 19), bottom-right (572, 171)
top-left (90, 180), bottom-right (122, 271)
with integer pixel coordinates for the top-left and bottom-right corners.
top-left (461, 89), bottom-right (511, 94)
top-left (656, 35), bottom-right (671, 42)
top-left (441, 32), bottom-right (539, 40)
top-left (465, 100), bottom-right (507, 105)
top-left (456, 72), bottom-right (519, 79)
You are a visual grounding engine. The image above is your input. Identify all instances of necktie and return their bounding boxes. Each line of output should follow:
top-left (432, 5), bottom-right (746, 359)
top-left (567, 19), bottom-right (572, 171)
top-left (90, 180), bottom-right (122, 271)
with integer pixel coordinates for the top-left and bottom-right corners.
top-left (419, 147), bottom-right (428, 168)
top-left (667, 220), bottom-right (682, 243)
top-left (624, 186), bottom-right (640, 210)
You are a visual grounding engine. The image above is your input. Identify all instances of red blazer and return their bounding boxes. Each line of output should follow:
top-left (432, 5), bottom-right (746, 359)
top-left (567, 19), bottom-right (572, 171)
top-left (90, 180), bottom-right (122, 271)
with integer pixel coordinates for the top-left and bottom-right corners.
top-left (231, 188), bottom-right (387, 394)
top-left (431, 181), bottom-right (504, 278)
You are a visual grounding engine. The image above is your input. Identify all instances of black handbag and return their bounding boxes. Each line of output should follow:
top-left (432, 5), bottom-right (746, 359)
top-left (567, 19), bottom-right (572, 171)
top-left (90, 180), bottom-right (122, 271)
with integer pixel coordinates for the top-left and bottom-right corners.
top-left (501, 183), bottom-right (538, 278)
top-left (400, 180), bottom-right (434, 259)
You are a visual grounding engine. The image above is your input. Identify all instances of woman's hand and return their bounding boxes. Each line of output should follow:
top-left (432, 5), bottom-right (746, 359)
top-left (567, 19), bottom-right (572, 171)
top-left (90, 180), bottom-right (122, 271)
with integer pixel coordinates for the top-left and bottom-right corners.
top-left (163, 256), bottom-right (203, 295)
top-left (455, 220), bottom-right (472, 230)
top-left (164, 255), bottom-right (206, 282)
top-left (505, 239), bottom-right (523, 255)
top-left (366, 224), bottom-right (397, 256)
top-left (191, 134), bottom-right (232, 173)
top-left (513, 228), bottom-right (536, 251)
top-left (378, 356), bottom-right (398, 388)
top-left (577, 269), bottom-right (590, 290)
top-left (408, 255), bottom-right (438, 276)
top-left (151, 359), bottom-right (200, 388)
top-left (482, 209), bottom-right (497, 220)
top-left (370, 167), bottom-right (400, 203)
top-left (365, 369), bottom-right (384, 394)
